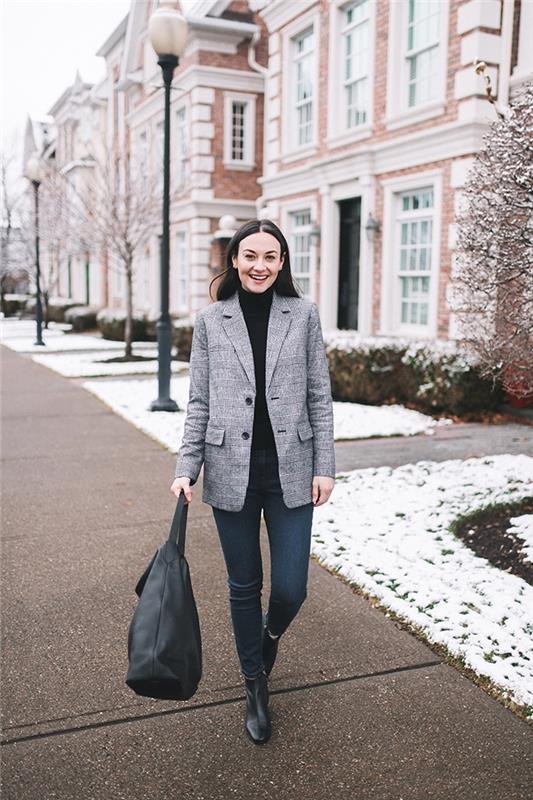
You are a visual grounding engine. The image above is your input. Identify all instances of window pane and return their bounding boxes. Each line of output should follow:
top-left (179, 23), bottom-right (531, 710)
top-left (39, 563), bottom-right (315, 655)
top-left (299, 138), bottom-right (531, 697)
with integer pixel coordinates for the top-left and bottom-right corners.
top-left (231, 100), bottom-right (247, 161)
top-left (343, 1), bottom-right (369, 129)
top-left (406, 0), bottom-right (440, 107)
top-left (290, 210), bottom-right (312, 297)
top-left (293, 29), bottom-right (314, 146)
top-left (397, 189), bottom-right (434, 327)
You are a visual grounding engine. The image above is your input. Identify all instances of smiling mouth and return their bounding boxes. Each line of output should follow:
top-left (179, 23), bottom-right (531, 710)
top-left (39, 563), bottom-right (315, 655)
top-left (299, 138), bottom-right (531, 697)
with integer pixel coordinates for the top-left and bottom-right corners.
top-left (249, 274), bottom-right (268, 281)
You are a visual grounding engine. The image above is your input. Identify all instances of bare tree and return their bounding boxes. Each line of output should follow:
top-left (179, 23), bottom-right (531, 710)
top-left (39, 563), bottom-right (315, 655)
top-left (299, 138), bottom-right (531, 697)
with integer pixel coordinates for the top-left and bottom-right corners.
top-left (0, 143), bottom-right (29, 308)
top-left (60, 135), bottom-right (161, 358)
top-left (18, 164), bottom-right (74, 326)
top-left (450, 80), bottom-right (533, 399)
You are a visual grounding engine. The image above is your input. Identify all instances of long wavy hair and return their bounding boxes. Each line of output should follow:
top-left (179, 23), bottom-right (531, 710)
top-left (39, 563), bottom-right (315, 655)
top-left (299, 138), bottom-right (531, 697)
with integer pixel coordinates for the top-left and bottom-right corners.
top-left (208, 219), bottom-right (302, 301)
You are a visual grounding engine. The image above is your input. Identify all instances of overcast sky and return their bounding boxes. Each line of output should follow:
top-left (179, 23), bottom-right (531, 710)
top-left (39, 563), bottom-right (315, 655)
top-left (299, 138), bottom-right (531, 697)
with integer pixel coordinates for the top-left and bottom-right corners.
top-left (1, 0), bottom-right (131, 161)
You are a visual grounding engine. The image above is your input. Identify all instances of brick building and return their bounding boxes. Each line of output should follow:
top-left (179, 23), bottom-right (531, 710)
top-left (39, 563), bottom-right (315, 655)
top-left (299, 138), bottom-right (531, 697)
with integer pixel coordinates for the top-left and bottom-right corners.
top-left (45, 0), bottom-right (532, 340)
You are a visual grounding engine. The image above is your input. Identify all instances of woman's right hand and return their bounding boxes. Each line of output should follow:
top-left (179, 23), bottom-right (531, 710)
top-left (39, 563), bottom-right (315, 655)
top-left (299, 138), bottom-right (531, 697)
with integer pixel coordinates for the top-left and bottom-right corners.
top-left (170, 476), bottom-right (193, 504)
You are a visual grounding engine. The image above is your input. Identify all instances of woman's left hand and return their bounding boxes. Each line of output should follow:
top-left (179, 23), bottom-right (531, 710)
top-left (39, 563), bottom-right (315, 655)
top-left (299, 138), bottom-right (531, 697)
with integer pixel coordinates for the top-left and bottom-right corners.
top-left (312, 476), bottom-right (335, 506)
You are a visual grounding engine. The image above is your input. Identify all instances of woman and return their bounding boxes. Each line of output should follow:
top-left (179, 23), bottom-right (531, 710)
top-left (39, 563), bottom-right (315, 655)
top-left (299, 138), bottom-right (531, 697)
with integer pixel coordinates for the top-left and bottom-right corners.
top-left (170, 218), bottom-right (335, 745)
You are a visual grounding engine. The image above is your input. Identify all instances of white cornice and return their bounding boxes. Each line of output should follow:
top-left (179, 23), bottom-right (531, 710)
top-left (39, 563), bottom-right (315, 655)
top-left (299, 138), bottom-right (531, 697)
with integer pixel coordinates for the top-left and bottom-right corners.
top-left (259, 0), bottom-right (318, 32)
top-left (170, 198), bottom-right (257, 223)
top-left (177, 64), bottom-right (264, 93)
top-left (60, 158), bottom-right (96, 175)
top-left (260, 118), bottom-right (491, 197)
top-left (127, 65), bottom-right (264, 128)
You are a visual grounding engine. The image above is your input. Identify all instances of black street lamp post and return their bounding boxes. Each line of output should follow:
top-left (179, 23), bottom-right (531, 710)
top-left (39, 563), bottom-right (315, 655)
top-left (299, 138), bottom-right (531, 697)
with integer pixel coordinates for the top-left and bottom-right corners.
top-left (25, 155), bottom-right (46, 347)
top-left (148, 1), bottom-right (188, 412)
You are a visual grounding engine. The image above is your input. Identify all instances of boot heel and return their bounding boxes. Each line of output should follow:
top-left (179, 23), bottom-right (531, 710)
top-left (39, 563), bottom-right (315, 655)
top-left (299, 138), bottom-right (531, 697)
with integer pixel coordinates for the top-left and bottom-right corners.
top-left (244, 670), bottom-right (271, 744)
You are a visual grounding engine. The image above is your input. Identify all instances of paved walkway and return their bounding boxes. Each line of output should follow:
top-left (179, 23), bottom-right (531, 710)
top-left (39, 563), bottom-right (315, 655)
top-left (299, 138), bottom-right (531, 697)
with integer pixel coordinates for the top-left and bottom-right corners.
top-left (2, 345), bottom-right (532, 800)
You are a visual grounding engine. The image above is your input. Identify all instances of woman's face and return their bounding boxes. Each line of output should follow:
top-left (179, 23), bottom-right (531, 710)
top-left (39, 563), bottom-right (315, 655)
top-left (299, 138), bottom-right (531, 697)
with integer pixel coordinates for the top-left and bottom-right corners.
top-left (232, 231), bottom-right (285, 294)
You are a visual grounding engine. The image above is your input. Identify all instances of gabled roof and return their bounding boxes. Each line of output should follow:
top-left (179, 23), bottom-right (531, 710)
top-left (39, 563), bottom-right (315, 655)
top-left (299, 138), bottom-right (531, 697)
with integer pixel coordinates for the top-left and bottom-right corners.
top-left (119, 0), bottom-right (258, 88)
top-left (95, 12), bottom-right (129, 58)
top-left (48, 71), bottom-right (93, 117)
top-left (23, 115), bottom-right (56, 165)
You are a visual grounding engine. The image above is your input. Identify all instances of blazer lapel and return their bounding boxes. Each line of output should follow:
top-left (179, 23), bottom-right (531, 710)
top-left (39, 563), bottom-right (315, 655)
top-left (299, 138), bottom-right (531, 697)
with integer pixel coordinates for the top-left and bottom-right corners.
top-left (220, 288), bottom-right (292, 393)
top-left (265, 290), bottom-right (292, 392)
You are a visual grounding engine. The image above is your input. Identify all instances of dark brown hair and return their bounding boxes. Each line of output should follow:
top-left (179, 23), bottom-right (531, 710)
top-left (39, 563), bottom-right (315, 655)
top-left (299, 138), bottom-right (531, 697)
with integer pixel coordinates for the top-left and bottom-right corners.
top-left (209, 218), bottom-right (302, 301)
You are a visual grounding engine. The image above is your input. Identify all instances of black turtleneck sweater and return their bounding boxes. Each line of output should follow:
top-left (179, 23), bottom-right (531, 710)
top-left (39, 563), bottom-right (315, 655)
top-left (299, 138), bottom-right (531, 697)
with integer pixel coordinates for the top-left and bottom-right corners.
top-left (237, 283), bottom-right (277, 451)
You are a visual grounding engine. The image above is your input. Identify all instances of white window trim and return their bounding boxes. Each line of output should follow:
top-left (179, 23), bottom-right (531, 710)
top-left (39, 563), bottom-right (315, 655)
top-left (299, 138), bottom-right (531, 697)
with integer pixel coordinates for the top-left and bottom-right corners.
top-left (280, 196), bottom-right (318, 301)
top-left (281, 9), bottom-right (320, 162)
top-left (379, 170), bottom-right (443, 338)
top-left (138, 244), bottom-right (151, 313)
top-left (173, 228), bottom-right (189, 314)
top-left (223, 91), bottom-right (256, 170)
top-left (174, 101), bottom-right (190, 193)
top-left (155, 118), bottom-right (164, 189)
top-left (327, 0), bottom-right (376, 148)
top-left (385, 0), bottom-right (449, 131)
top-left (137, 128), bottom-right (149, 189)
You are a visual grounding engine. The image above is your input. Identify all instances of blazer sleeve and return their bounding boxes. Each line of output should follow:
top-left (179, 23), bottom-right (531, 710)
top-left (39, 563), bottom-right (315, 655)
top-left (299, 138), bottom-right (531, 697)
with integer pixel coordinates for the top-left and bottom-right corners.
top-left (174, 311), bottom-right (209, 485)
top-left (306, 302), bottom-right (336, 479)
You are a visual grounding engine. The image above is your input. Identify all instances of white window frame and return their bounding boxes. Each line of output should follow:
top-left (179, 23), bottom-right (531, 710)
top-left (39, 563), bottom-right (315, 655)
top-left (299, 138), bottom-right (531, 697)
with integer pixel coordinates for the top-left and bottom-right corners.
top-left (280, 197), bottom-right (318, 301)
top-left (223, 92), bottom-right (256, 170)
top-left (379, 170), bottom-right (443, 338)
top-left (155, 118), bottom-right (164, 191)
top-left (139, 244), bottom-right (151, 311)
top-left (173, 229), bottom-right (189, 314)
top-left (385, 0), bottom-right (449, 131)
top-left (327, 0), bottom-right (375, 147)
top-left (281, 9), bottom-right (320, 162)
top-left (174, 104), bottom-right (189, 192)
top-left (137, 129), bottom-right (149, 190)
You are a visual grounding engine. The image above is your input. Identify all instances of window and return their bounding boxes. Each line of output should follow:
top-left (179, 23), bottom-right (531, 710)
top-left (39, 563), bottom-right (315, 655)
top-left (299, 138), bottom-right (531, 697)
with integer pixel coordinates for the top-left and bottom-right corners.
top-left (293, 28), bottom-right (314, 147)
top-left (174, 231), bottom-right (188, 312)
top-left (141, 246), bottom-right (150, 308)
top-left (405, 0), bottom-right (441, 108)
top-left (385, 0), bottom-right (447, 129)
top-left (223, 93), bottom-right (256, 168)
top-left (155, 120), bottom-right (164, 190)
top-left (175, 107), bottom-right (188, 191)
top-left (396, 187), bottom-right (434, 327)
top-left (289, 210), bottom-right (313, 297)
top-left (138, 130), bottom-right (148, 190)
top-left (342, 0), bottom-right (370, 128)
top-left (231, 101), bottom-right (246, 161)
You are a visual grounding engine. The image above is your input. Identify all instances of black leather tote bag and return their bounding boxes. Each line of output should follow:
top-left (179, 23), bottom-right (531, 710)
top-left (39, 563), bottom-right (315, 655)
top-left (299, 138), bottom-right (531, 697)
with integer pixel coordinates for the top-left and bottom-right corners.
top-left (126, 493), bottom-right (202, 700)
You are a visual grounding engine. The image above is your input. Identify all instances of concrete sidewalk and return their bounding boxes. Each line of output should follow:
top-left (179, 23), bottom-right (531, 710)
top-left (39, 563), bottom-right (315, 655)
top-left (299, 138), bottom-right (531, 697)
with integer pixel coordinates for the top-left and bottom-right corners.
top-left (2, 345), bottom-right (532, 800)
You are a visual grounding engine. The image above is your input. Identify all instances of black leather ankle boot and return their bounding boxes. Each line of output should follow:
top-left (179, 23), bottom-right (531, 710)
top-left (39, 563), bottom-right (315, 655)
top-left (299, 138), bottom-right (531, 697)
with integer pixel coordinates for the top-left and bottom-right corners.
top-left (243, 670), bottom-right (271, 744)
top-left (261, 616), bottom-right (280, 677)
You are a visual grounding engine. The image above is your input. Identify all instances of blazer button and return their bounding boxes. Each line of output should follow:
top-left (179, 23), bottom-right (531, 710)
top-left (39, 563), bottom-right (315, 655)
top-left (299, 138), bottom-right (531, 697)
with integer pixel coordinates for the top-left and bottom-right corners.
top-left (242, 432), bottom-right (250, 439)
top-left (245, 397), bottom-right (253, 405)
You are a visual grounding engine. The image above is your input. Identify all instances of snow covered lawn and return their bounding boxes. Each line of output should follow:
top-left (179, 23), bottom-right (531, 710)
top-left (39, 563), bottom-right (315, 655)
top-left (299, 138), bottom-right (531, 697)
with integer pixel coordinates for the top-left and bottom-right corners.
top-left (311, 454), bottom-right (533, 713)
top-left (31, 350), bottom-right (190, 378)
top-left (83, 376), bottom-right (191, 451)
top-left (0, 319), bottom-right (156, 353)
top-left (82, 375), bottom-right (452, 449)
top-left (507, 514), bottom-right (533, 563)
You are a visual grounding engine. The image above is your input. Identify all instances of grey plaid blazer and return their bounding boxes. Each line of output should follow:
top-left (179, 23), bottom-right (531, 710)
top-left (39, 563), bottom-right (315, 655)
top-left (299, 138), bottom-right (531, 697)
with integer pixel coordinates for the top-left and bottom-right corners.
top-left (174, 288), bottom-right (335, 512)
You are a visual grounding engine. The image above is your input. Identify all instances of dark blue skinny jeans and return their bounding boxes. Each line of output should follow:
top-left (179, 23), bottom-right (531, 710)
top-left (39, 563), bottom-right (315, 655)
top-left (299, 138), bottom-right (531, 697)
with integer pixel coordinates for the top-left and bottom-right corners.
top-left (211, 446), bottom-right (314, 680)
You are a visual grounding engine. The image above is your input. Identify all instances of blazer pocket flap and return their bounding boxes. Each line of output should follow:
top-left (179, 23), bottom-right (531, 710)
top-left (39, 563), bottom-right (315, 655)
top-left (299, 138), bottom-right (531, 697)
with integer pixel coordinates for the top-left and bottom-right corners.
top-left (205, 425), bottom-right (225, 446)
top-left (297, 422), bottom-right (314, 441)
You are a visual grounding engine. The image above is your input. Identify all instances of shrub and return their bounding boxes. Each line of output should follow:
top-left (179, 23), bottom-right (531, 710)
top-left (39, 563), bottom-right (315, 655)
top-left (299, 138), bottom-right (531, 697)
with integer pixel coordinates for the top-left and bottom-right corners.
top-left (324, 332), bottom-right (503, 414)
top-left (172, 318), bottom-right (194, 361)
top-left (24, 297), bottom-right (80, 322)
top-left (96, 309), bottom-right (154, 341)
top-left (2, 294), bottom-right (31, 317)
top-left (64, 305), bottom-right (98, 332)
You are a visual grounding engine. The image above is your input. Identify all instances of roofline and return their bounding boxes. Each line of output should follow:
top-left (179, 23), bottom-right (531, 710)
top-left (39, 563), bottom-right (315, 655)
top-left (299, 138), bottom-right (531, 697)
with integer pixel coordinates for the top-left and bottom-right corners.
top-left (96, 12), bottom-right (129, 58)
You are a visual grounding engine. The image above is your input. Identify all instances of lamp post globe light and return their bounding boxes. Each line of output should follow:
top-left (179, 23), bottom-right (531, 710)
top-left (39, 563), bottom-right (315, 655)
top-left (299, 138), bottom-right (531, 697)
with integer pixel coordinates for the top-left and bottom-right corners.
top-left (24, 154), bottom-right (46, 347)
top-left (148, 1), bottom-right (188, 412)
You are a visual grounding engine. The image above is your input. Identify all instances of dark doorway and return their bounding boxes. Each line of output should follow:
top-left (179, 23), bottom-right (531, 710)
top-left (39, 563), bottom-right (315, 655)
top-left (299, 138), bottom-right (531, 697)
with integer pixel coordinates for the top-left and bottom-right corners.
top-left (337, 197), bottom-right (361, 330)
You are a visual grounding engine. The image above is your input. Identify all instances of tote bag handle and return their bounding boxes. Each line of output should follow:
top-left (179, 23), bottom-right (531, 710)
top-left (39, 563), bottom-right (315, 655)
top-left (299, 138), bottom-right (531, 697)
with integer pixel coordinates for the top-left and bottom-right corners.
top-left (167, 491), bottom-right (189, 555)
